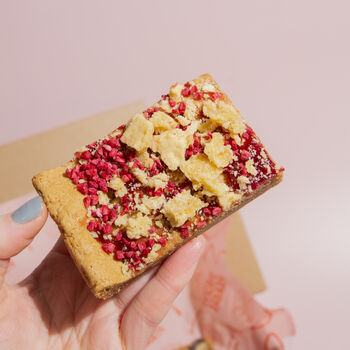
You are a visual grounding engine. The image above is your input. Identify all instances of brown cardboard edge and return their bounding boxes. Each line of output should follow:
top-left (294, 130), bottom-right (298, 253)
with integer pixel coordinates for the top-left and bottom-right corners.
top-left (226, 215), bottom-right (266, 294)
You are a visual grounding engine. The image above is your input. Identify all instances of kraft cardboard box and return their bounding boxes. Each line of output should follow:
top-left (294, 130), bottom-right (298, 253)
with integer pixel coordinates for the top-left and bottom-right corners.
top-left (0, 102), bottom-right (265, 293)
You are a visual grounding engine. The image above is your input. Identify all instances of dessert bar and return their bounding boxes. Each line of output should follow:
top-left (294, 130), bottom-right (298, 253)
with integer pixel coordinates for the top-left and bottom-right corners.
top-left (33, 74), bottom-right (284, 299)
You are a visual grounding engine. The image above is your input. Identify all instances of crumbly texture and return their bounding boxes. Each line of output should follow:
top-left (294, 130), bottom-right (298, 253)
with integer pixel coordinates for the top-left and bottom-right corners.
top-left (32, 74), bottom-right (284, 299)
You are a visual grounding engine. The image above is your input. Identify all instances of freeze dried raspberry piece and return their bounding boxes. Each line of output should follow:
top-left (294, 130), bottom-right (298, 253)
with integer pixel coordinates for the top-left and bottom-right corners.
top-left (33, 74), bottom-right (283, 299)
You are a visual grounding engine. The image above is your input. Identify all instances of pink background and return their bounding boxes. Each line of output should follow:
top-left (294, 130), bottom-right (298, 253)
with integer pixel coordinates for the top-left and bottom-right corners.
top-left (1, 1), bottom-right (349, 348)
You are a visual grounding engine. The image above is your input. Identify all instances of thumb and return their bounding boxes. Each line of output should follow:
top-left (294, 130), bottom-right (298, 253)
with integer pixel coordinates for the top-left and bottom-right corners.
top-left (0, 196), bottom-right (47, 289)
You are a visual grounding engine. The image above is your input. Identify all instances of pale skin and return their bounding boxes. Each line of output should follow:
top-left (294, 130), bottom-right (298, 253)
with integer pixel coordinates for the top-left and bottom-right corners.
top-left (0, 202), bottom-right (206, 350)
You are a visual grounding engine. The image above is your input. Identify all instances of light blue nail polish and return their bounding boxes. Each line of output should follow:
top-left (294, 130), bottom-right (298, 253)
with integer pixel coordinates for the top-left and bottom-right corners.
top-left (11, 196), bottom-right (43, 223)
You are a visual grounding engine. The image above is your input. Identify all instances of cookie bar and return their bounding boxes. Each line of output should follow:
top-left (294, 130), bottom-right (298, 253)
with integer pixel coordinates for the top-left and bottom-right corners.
top-left (177, 338), bottom-right (214, 350)
top-left (33, 74), bottom-right (284, 299)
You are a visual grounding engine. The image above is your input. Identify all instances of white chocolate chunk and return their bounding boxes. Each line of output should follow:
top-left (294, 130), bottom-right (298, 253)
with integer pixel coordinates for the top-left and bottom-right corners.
top-left (237, 175), bottom-right (250, 190)
top-left (114, 215), bottom-right (128, 227)
top-left (147, 172), bottom-right (169, 189)
top-left (152, 129), bottom-right (192, 171)
top-left (180, 153), bottom-right (222, 190)
top-left (131, 165), bottom-right (169, 189)
top-left (184, 99), bottom-right (198, 120)
top-left (97, 191), bottom-right (109, 205)
top-left (181, 154), bottom-right (240, 210)
top-left (202, 100), bottom-right (245, 136)
top-left (158, 99), bottom-right (172, 113)
top-left (150, 111), bottom-right (177, 132)
top-left (204, 132), bottom-right (233, 168)
top-left (169, 83), bottom-right (184, 102)
top-left (176, 115), bottom-right (191, 126)
top-left (201, 83), bottom-right (216, 92)
top-left (198, 119), bottom-right (218, 133)
top-left (126, 213), bottom-right (152, 239)
top-left (136, 150), bottom-right (153, 168)
top-left (162, 190), bottom-right (206, 227)
top-left (142, 195), bottom-right (166, 212)
top-left (245, 159), bottom-right (258, 176)
top-left (217, 191), bottom-right (242, 210)
top-left (109, 175), bottom-right (127, 197)
top-left (121, 114), bottom-right (154, 151)
top-left (131, 167), bottom-right (149, 185)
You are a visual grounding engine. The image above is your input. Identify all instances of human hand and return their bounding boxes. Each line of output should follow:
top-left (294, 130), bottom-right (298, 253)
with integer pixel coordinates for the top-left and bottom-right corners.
top-left (0, 197), bottom-right (206, 350)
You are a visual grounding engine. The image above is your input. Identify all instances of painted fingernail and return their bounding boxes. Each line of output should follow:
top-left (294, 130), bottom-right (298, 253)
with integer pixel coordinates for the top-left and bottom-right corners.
top-left (11, 196), bottom-right (43, 223)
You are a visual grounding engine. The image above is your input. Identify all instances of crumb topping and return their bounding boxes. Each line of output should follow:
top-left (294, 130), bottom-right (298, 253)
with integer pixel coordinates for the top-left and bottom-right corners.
top-left (204, 132), bottom-right (233, 168)
top-left (150, 111), bottom-right (178, 132)
top-left (162, 190), bottom-right (207, 227)
top-left (121, 114), bottom-right (154, 151)
top-left (65, 74), bottom-right (284, 274)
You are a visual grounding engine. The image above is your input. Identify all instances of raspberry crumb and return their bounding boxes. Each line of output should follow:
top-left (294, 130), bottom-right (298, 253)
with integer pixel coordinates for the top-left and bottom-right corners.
top-left (81, 151), bottom-right (92, 160)
top-left (182, 87), bottom-right (190, 97)
top-left (240, 150), bottom-right (251, 161)
top-left (122, 174), bottom-right (130, 182)
top-left (102, 242), bottom-right (115, 254)
top-left (137, 241), bottom-right (147, 253)
top-left (116, 230), bottom-right (123, 241)
top-left (125, 251), bottom-right (134, 259)
top-left (100, 205), bottom-right (110, 216)
top-left (193, 92), bottom-right (202, 100)
top-left (178, 102), bottom-right (186, 114)
top-left (212, 92), bottom-right (220, 101)
top-left (180, 228), bottom-right (189, 239)
top-left (77, 182), bottom-right (88, 195)
top-left (203, 207), bottom-right (211, 215)
top-left (212, 207), bottom-right (222, 216)
top-left (115, 250), bottom-right (125, 260)
top-left (190, 85), bottom-right (198, 94)
top-left (83, 196), bottom-right (91, 208)
top-left (154, 188), bottom-right (163, 197)
top-left (87, 220), bottom-right (96, 231)
top-left (103, 223), bottom-right (113, 235)
top-left (159, 237), bottom-right (166, 247)
top-left (197, 221), bottom-right (206, 228)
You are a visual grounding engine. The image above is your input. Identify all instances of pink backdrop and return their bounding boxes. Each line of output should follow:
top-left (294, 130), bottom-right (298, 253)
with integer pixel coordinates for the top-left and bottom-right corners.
top-left (1, 1), bottom-right (349, 348)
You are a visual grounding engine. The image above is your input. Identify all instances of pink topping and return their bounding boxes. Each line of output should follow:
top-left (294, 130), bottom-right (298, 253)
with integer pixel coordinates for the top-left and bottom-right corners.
top-left (212, 207), bottom-right (222, 216)
top-left (159, 237), bottom-right (167, 247)
top-left (102, 242), bottom-right (115, 254)
top-left (115, 250), bottom-right (125, 260)
top-left (197, 221), bottom-right (206, 228)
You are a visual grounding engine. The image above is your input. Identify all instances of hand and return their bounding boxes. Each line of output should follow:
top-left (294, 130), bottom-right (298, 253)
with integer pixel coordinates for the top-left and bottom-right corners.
top-left (0, 197), bottom-right (206, 350)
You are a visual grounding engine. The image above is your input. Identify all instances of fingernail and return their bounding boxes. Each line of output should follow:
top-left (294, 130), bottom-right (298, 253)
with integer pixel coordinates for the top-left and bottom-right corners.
top-left (11, 197), bottom-right (43, 223)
